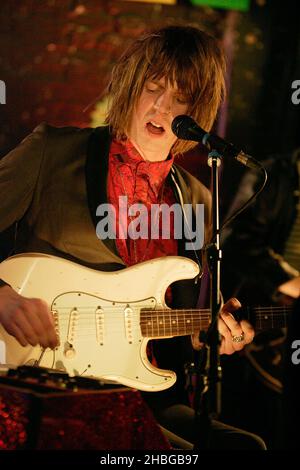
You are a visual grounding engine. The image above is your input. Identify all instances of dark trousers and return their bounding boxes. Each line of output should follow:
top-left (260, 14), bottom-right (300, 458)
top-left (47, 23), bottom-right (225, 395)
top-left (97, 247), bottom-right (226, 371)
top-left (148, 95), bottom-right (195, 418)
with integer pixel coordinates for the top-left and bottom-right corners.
top-left (155, 404), bottom-right (267, 450)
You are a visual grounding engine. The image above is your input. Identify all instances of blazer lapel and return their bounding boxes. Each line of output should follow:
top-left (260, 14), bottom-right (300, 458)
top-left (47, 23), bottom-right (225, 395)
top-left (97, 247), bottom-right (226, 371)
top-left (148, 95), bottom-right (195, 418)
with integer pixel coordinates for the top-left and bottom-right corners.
top-left (170, 164), bottom-right (192, 205)
top-left (170, 164), bottom-right (202, 268)
top-left (85, 125), bottom-right (120, 258)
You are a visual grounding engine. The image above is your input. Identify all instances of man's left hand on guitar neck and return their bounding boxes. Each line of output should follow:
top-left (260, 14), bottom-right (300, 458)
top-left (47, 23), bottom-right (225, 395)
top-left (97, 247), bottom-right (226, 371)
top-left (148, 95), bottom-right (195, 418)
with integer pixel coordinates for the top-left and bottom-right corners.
top-left (219, 297), bottom-right (254, 354)
top-left (192, 298), bottom-right (255, 355)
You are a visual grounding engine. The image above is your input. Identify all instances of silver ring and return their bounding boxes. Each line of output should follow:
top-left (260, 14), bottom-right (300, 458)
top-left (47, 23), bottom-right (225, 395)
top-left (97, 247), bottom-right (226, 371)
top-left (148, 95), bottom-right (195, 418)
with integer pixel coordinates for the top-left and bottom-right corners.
top-left (232, 332), bottom-right (245, 343)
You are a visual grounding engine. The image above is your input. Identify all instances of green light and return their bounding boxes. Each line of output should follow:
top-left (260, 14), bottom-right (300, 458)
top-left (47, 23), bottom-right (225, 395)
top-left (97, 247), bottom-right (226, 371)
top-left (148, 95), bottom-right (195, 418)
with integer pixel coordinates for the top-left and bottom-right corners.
top-left (190, 0), bottom-right (250, 11)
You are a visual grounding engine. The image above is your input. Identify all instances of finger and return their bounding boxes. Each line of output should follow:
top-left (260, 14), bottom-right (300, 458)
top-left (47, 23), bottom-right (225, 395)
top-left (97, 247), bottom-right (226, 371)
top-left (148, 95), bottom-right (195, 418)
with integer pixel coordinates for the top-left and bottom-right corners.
top-left (5, 321), bottom-right (29, 347)
top-left (29, 299), bottom-right (58, 348)
top-left (13, 308), bottom-right (40, 347)
top-left (218, 316), bottom-right (245, 353)
top-left (191, 332), bottom-right (205, 350)
top-left (220, 338), bottom-right (236, 355)
top-left (218, 317), bottom-right (236, 354)
top-left (21, 301), bottom-right (51, 348)
top-left (221, 297), bottom-right (243, 339)
top-left (222, 297), bottom-right (241, 312)
top-left (240, 319), bottom-right (255, 344)
top-left (220, 310), bottom-right (243, 339)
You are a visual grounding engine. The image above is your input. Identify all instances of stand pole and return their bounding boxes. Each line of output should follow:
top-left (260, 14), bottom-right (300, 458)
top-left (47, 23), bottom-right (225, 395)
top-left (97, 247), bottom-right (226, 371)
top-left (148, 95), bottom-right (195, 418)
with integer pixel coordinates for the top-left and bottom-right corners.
top-left (206, 150), bottom-right (223, 418)
top-left (192, 150), bottom-right (223, 449)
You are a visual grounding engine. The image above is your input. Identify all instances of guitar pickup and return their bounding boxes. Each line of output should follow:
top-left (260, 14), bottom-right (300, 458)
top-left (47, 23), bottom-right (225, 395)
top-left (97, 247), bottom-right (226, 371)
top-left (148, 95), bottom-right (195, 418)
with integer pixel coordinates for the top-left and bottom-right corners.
top-left (124, 305), bottom-right (134, 344)
top-left (95, 307), bottom-right (104, 345)
top-left (67, 308), bottom-right (78, 344)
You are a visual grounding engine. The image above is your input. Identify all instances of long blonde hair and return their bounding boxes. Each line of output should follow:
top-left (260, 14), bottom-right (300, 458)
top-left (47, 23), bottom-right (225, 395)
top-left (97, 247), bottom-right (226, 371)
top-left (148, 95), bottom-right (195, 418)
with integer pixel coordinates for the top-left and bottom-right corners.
top-left (106, 25), bottom-right (226, 155)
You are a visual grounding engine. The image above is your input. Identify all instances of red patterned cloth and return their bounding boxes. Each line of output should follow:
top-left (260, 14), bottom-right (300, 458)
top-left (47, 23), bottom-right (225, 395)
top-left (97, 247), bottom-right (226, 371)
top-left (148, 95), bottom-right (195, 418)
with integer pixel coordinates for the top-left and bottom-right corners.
top-left (107, 139), bottom-right (178, 267)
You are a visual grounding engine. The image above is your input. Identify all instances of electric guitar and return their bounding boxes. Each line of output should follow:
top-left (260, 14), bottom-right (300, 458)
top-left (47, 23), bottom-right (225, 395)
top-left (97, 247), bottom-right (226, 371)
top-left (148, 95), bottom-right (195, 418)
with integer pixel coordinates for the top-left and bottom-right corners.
top-left (0, 253), bottom-right (291, 391)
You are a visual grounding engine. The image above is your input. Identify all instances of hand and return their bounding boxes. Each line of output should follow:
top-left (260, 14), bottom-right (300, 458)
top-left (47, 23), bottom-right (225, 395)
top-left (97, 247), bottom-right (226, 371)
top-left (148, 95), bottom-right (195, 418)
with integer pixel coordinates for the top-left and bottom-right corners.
top-left (0, 285), bottom-right (58, 349)
top-left (278, 276), bottom-right (300, 299)
top-left (219, 297), bottom-right (254, 354)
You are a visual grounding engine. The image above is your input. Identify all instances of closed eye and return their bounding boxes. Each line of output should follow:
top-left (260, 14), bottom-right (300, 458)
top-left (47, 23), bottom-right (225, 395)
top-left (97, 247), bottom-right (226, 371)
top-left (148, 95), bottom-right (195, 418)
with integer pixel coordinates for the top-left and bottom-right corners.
top-left (145, 84), bottom-right (160, 93)
top-left (175, 95), bottom-right (190, 105)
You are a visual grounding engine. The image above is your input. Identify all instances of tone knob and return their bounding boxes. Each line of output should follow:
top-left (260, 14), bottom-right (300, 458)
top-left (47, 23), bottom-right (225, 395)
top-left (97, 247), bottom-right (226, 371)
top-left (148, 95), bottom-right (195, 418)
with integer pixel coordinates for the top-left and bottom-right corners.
top-left (64, 348), bottom-right (75, 359)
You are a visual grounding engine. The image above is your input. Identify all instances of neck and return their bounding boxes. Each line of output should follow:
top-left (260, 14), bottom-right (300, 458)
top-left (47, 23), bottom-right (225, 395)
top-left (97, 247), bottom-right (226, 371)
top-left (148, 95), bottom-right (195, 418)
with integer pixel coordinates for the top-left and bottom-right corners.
top-left (140, 304), bottom-right (292, 339)
top-left (130, 139), bottom-right (169, 162)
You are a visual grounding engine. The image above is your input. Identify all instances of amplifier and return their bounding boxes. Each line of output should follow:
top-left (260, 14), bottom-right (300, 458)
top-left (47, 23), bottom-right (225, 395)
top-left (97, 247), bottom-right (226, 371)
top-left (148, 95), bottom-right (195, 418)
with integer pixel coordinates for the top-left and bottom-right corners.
top-left (0, 366), bottom-right (170, 450)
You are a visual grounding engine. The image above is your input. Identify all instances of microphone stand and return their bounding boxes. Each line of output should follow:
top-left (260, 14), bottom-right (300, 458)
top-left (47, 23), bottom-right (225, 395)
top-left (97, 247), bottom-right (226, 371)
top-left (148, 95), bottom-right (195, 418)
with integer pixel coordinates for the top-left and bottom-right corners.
top-left (192, 149), bottom-right (223, 450)
top-left (206, 150), bottom-right (223, 418)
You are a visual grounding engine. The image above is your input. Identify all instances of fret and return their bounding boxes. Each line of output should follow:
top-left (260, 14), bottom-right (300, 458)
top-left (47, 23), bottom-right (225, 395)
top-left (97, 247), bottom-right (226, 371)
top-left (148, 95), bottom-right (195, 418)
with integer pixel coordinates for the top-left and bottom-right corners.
top-left (161, 311), bottom-right (166, 338)
top-left (259, 307), bottom-right (262, 330)
top-left (151, 311), bottom-right (156, 337)
top-left (271, 305), bottom-right (274, 329)
top-left (191, 313), bottom-right (195, 332)
top-left (184, 311), bottom-right (193, 335)
top-left (166, 307), bottom-right (172, 337)
top-left (183, 309), bottom-right (186, 336)
top-left (170, 310), bottom-right (177, 336)
top-left (145, 315), bottom-right (154, 337)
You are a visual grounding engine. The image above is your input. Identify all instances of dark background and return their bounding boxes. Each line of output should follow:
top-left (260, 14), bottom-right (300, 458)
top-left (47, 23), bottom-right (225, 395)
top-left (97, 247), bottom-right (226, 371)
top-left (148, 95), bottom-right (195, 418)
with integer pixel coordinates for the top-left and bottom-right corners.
top-left (1, 1), bottom-right (300, 169)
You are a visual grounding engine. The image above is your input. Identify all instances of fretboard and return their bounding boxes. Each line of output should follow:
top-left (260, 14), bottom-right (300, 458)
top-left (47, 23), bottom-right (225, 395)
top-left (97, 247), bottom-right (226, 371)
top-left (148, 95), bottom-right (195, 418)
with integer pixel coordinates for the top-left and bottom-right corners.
top-left (140, 305), bottom-right (292, 339)
top-left (140, 308), bottom-right (210, 338)
top-left (243, 305), bottom-right (291, 331)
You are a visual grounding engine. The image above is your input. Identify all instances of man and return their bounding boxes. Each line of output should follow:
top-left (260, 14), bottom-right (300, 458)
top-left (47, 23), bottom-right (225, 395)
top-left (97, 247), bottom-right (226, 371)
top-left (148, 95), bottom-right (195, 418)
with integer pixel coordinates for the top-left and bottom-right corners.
top-left (0, 25), bottom-right (264, 449)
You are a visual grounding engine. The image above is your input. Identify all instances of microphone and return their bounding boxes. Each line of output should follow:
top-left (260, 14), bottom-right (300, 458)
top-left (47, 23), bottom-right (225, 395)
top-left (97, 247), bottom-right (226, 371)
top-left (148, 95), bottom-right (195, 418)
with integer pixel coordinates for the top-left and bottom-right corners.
top-left (171, 115), bottom-right (260, 169)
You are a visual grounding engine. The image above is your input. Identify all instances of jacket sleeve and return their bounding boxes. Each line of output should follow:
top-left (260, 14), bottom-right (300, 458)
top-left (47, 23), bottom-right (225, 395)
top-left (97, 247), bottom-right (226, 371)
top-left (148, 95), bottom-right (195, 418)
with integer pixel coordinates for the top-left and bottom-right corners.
top-left (221, 168), bottom-right (295, 301)
top-left (0, 123), bottom-right (46, 232)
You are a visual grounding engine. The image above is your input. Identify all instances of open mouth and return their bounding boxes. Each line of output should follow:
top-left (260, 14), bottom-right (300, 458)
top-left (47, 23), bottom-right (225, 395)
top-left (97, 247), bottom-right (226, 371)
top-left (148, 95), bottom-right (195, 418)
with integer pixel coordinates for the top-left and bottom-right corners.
top-left (146, 121), bottom-right (165, 135)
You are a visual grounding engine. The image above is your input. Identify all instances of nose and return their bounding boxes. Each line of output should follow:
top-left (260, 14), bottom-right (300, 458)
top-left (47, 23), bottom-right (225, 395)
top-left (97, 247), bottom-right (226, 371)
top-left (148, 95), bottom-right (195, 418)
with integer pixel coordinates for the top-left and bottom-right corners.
top-left (154, 91), bottom-right (171, 115)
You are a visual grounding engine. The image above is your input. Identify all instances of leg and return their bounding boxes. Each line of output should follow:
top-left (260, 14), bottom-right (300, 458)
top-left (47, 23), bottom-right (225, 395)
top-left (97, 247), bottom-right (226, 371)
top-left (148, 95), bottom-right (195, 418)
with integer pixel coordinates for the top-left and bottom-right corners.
top-left (154, 404), bottom-right (266, 450)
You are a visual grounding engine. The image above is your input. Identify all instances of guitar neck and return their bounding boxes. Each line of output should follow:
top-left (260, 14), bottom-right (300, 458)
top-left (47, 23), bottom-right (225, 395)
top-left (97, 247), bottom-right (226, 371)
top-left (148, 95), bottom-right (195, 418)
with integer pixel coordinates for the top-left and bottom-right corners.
top-left (140, 304), bottom-right (291, 338)
top-left (140, 308), bottom-right (210, 338)
top-left (241, 305), bottom-right (291, 331)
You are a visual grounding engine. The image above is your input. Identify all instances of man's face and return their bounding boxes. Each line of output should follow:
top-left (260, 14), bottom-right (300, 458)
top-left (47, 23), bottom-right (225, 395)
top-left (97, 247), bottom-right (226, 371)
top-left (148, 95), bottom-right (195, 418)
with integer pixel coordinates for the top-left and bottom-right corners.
top-left (128, 77), bottom-right (189, 161)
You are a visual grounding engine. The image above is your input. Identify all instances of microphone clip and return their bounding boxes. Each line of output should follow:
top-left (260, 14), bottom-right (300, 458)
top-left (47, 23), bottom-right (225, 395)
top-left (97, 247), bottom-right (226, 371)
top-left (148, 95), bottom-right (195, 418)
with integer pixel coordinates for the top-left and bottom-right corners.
top-left (207, 149), bottom-right (222, 168)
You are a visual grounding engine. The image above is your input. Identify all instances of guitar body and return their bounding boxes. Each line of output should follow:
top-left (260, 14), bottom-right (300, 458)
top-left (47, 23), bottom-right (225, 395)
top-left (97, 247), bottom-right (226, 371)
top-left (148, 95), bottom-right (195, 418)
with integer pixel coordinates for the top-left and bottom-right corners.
top-left (0, 253), bottom-right (199, 391)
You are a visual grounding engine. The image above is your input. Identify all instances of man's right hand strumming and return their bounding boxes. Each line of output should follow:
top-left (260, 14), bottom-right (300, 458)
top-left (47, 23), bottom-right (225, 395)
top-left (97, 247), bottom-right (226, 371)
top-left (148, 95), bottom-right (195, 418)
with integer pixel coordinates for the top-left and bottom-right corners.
top-left (0, 285), bottom-right (58, 349)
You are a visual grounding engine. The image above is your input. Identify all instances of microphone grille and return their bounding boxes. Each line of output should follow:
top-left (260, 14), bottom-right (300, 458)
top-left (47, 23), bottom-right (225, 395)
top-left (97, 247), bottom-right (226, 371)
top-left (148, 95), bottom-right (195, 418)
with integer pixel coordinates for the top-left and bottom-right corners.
top-left (171, 115), bottom-right (196, 139)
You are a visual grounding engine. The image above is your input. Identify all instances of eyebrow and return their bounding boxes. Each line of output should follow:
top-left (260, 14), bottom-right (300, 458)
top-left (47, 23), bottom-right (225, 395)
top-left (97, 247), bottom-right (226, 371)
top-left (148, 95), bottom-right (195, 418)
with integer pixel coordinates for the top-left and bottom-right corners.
top-left (147, 79), bottom-right (165, 89)
top-left (147, 79), bottom-right (185, 95)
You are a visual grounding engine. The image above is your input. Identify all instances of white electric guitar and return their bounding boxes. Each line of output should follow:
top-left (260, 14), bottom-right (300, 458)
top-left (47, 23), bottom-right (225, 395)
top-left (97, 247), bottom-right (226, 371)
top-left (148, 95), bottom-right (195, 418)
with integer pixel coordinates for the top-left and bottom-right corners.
top-left (0, 253), bottom-right (290, 391)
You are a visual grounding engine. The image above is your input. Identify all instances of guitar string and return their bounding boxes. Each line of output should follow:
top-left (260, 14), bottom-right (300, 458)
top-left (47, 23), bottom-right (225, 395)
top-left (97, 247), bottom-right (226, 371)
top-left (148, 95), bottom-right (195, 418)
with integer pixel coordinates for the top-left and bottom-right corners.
top-left (46, 311), bottom-right (287, 339)
top-left (49, 305), bottom-right (291, 313)
top-left (49, 310), bottom-right (289, 319)
top-left (50, 312), bottom-right (288, 322)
